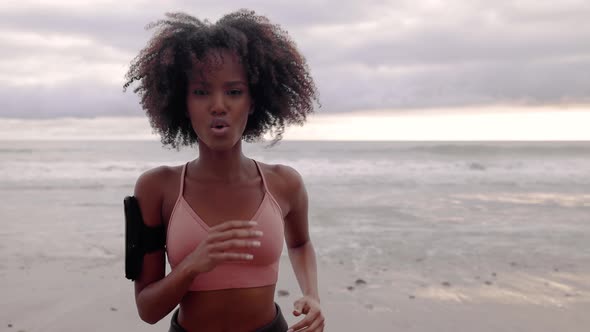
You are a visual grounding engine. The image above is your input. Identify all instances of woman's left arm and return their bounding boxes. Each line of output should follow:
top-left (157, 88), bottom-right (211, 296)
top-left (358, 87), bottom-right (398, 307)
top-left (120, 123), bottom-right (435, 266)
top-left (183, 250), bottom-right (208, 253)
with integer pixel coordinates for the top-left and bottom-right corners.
top-left (280, 166), bottom-right (325, 332)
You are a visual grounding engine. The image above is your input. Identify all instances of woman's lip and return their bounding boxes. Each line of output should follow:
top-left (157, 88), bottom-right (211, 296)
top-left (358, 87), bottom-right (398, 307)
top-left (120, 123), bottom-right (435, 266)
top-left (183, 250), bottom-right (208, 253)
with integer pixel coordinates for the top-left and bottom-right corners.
top-left (210, 118), bottom-right (230, 128)
top-left (211, 126), bottom-right (230, 136)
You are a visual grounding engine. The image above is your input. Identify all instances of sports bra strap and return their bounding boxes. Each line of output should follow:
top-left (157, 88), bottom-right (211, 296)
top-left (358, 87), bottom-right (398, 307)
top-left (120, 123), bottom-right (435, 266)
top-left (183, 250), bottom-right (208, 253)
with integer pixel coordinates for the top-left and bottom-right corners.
top-left (252, 160), bottom-right (269, 193)
top-left (179, 162), bottom-right (188, 197)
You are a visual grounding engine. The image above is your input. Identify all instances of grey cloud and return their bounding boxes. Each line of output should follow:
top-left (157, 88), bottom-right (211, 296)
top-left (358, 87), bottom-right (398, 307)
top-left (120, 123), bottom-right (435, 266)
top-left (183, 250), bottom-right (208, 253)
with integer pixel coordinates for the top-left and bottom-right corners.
top-left (0, 8), bottom-right (155, 53)
top-left (0, 81), bottom-right (140, 118)
top-left (0, 1), bottom-right (380, 53)
top-left (315, 57), bottom-right (590, 111)
top-left (0, 0), bottom-right (589, 118)
top-left (303, 6), bottom-right (590, 66)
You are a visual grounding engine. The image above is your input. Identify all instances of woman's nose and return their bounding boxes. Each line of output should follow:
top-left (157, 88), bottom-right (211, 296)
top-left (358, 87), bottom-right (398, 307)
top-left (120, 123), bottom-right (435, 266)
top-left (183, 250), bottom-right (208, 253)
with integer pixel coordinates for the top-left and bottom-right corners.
top-left (210, 91), bottom-right (227, 114)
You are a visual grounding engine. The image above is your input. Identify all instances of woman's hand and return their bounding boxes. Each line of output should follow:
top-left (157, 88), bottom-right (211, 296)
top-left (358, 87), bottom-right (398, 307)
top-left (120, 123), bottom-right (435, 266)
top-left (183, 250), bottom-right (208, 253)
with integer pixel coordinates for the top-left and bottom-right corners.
top-left (184, 220), bottom-right (263, 274)
top-left (287, 296), bottom-right (324, 332)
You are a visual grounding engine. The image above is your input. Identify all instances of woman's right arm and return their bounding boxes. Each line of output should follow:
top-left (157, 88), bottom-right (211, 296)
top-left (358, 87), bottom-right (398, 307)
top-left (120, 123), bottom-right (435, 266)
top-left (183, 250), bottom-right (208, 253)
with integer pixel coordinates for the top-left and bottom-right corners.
top-left (132, 167), bottom-right (264, 324)
top-left (133, 167), bottom-right (197, 324)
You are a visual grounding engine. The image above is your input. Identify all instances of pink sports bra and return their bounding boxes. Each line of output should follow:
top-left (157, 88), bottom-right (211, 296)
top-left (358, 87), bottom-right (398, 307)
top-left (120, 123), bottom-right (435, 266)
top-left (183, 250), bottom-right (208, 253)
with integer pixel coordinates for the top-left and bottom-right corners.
top-left (166, 160), bottom-right (285, 291)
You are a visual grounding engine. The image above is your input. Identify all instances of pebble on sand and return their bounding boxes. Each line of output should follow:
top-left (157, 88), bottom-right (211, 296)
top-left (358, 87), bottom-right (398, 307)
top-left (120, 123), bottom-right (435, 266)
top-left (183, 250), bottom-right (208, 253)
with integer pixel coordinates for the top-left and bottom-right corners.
top-left (355, 279), bottom-right (367, 286)
top-left (277, 290), bottom-right (290, 297)
top-left (110, 307), bottom-right (117, 311)
top-left (409, 295), bottom-right (416, 299)
top-left (485, 281), bottom-right (493, 285)
top-left (347, 286), bottom-right (355, 291)
top-left (441, 281), bottom-right (451, 287)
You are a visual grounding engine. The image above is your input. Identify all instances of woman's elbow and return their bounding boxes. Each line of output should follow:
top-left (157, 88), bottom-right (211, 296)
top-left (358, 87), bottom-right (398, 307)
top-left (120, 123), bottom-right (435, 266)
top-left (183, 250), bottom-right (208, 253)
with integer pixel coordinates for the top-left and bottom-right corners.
top-left (137, 305), bottom-right (161, 325)
top-left (135, 294), bottom-right (163, 325)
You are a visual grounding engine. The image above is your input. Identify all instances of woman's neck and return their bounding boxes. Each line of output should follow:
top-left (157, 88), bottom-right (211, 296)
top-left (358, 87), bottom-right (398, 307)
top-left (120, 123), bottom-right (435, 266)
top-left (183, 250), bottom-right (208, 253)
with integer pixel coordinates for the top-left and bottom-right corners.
top-left (193, 140), bottom-right (252, 183)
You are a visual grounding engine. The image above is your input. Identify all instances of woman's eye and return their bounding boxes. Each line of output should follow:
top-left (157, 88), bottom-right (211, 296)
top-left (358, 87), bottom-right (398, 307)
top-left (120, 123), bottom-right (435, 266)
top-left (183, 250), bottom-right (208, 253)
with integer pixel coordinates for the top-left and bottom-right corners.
top-left (193, 89), bottom-right (208, 96)
top-left (227, 89), bottom-right (242, 96)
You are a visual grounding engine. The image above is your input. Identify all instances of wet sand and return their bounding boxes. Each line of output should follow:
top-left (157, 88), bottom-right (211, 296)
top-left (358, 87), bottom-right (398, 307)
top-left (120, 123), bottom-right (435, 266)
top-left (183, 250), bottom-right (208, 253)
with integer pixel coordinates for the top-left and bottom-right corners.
top-left (2, 254), bottom-right (590, 332)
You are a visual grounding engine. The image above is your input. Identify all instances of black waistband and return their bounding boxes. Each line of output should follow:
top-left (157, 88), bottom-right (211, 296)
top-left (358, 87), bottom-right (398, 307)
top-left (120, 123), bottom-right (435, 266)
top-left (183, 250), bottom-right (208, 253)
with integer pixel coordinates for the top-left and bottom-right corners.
top-left (169, 302), bottom-right (288, 332)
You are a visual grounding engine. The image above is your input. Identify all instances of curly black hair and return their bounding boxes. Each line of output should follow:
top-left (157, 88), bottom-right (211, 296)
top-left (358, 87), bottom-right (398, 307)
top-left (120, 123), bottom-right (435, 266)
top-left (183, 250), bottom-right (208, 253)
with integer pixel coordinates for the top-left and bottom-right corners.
top-left (123, 10), bottom-right (319, 148)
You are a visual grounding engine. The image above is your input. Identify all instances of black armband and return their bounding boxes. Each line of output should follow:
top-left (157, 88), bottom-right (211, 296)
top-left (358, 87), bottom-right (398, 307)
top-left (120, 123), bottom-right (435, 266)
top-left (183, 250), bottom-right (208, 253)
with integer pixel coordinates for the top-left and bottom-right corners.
top-left (124, 195), bottom-right (165, 281)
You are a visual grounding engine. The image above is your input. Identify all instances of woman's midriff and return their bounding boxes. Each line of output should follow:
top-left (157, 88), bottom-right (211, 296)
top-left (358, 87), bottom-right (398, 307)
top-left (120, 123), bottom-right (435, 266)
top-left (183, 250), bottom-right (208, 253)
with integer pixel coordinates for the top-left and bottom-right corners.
top-left (177, 284), bottom-right (277, 332)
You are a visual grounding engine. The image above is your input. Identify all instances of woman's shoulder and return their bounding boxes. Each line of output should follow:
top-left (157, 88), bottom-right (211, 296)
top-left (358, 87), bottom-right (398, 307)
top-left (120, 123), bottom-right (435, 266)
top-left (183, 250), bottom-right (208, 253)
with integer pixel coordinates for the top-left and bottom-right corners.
top-left (133, 163), bottom-right (184, 200)
top-left (256, 161), bottom-right (305, 194)
top-left (256, 161), bottom-right (307, 220)
top-left (133, 163), bottom-right (185, 227)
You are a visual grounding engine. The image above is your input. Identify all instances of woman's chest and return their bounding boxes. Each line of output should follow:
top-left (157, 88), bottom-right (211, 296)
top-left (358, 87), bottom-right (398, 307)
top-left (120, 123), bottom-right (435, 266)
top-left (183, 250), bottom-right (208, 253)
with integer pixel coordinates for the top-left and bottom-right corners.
top-left (161, 173), bottom-right (288, 228)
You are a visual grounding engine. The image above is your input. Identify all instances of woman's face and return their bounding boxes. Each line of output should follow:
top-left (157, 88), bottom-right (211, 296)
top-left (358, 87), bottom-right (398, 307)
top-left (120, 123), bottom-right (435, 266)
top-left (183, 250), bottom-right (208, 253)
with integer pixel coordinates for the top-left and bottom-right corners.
top-left (186, 49), bottom-right (252, 151)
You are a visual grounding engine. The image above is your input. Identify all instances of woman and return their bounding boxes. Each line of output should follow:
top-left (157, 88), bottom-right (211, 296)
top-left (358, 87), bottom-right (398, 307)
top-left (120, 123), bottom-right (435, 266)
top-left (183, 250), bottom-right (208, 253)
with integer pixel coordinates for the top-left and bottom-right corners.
top-left (123, 10), bottom-right (324, 332)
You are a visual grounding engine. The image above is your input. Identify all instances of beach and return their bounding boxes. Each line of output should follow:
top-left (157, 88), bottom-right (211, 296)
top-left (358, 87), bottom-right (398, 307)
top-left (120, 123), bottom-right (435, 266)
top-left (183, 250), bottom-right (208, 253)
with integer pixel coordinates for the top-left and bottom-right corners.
top-left (3, 253), bottom-right (589, 331)
top-left (1, 140), bottom-right (590, 331)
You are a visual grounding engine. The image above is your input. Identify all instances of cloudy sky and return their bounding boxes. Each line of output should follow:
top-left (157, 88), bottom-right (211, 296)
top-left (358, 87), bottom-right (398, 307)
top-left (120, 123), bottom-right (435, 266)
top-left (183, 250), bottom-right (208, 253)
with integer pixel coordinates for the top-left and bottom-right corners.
top-left (1, 0), bottom-right (589, 139)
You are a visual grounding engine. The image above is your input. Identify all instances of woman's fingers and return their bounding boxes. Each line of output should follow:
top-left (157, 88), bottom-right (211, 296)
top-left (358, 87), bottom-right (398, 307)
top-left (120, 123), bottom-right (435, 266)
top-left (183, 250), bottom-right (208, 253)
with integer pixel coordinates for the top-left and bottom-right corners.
top-left (207, 235), bottom-right (262, 262)
top-left (289, 311), bottom-right (323, 332)
top-left (210, 220), bottom-right (257, 232)
top-left (293, 299), bottom-right (311, 315)
top-left (208, 252), bottom-right (254, 261)
top-left (209, 239), bottom-right (261, 251)
top-left (208, 223), bottom-right (263, 243)
top-left (193, 220), bottom-right (266, 268)
top-left (211, 228), bottom-right (263, 243)
top-left (288, 312), bottom-right (317, 332)
top-left (305, 314), bottom-right (325, 332)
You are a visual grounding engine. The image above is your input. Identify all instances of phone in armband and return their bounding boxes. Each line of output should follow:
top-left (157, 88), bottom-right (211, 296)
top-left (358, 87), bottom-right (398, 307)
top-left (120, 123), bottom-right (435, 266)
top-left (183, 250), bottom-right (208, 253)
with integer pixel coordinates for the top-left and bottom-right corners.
top-left (124, 196), bottom-right (165, 281)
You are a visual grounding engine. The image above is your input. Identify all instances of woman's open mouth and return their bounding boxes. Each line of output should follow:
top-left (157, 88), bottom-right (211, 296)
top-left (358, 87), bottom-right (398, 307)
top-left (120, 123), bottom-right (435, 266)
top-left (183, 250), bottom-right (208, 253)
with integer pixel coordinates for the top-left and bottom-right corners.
top-left (211, 125), bottom-right (230, 135)
top-left (210, 118), bottom-right (231, 136)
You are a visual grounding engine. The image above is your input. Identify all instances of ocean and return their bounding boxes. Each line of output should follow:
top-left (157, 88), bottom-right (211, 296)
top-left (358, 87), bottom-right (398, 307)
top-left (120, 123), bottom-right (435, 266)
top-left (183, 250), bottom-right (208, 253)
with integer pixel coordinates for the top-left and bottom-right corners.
top-left (1, 140), bottom-right (589, 297)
